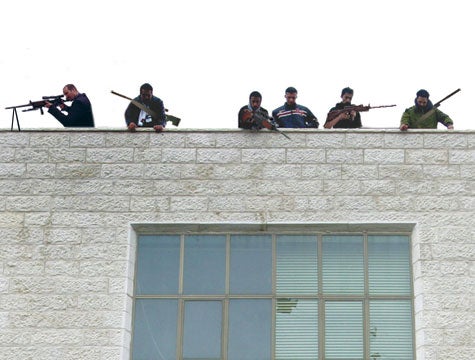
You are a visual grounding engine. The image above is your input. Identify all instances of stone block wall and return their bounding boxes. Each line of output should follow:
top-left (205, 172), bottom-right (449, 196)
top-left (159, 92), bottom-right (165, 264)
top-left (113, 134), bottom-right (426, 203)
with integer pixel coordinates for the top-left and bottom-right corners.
top-left (0, 129), bottom-right (473, 359)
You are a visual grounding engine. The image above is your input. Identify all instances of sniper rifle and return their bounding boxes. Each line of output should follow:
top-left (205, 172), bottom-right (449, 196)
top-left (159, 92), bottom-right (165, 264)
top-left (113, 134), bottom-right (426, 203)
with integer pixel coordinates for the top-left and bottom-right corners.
top-left (5, 95), bottom-right (65, 115)
top-left (5, 95), bottom-right (66, 131)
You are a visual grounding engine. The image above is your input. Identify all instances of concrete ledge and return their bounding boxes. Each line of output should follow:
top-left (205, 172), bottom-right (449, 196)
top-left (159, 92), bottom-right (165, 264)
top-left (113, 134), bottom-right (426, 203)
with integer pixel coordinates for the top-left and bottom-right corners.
top-left (1, 127), bottom-right (474, 134)
top-left (132, 222), bottom-right (416, 234)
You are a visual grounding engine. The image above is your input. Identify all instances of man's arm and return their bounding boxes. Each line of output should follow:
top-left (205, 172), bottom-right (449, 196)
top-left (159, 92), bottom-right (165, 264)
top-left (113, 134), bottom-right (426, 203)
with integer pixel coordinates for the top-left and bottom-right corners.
top-left (271, 109), bottom-right (281, 127)
top-left (48, 98), bottom-right (93, 127)
top-left (305, 108), bottom-right (319, 128)
top-left (436, 109), bottom-right (454, 129)
top-left (353, 111), bottom-right (362, 127)
top-left (151, 98), bottom-right (166, 127)
top-left (238, 107), bottom-right (254, 129)
top-left (400, 108), bottom-right (412, 131)
top-left (324, 111), bottom-right (348, 128)
top-left (125, 101), bottom-right (142, 131)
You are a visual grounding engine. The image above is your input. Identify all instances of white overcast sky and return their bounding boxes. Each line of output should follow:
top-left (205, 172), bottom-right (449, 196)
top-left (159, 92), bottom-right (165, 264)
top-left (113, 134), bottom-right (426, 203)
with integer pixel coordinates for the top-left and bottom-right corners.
top-left (1, 0), bottom-right (472, 130)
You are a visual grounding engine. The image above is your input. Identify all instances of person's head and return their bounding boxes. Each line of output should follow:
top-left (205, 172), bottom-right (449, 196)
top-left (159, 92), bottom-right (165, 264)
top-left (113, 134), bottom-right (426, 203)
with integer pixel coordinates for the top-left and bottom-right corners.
top-left (340, 87), bottom-right (354, 104)
top-left (285, 87), bottom-right (298, 106)
top-left (249, 91), bottom-right (262, 110)
top-left (63, 84), bottom-right (78, 101)
top-left (415, 89), bottom-right (430, 108)
top-left (140, 83), bottom-right (154, 103)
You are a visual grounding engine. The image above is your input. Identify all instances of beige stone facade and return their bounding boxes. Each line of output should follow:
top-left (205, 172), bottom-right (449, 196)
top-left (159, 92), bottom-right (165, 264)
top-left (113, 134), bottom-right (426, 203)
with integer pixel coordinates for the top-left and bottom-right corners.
top-left (0, 128), bottom-right (473, 360)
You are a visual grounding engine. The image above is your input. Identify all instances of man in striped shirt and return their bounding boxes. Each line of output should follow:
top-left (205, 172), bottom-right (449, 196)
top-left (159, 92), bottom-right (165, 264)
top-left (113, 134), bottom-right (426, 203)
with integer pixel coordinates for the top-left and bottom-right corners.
top-left (272, 87), bottom-right (319, 128)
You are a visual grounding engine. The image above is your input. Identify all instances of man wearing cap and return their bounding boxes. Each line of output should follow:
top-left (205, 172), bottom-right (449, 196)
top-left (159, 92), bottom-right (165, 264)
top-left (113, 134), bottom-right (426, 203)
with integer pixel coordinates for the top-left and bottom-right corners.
top-left (400, 89), bottom-right (454, 130)
top-left (324, 87), bottom-right (362, 129)
top-left (272, 87), bottom-right (319, 128)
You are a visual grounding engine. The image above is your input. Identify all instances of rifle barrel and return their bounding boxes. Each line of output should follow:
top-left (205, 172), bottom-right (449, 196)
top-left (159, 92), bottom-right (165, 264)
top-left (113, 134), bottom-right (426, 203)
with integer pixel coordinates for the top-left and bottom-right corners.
top-left (434, 88), bottom-right (461, 107)
top-left (42, 95), bottom-right (64, 100)
top-left (111, 90), bottom-right (133, 101)
top-left (372, 104), bottom-right (396, 108)
top-left (276, 129), bottom-right (291, 140)
top-left (111, 90), bottom-right (170, 113)
top-left (5, 103), bottom-right (32, 109)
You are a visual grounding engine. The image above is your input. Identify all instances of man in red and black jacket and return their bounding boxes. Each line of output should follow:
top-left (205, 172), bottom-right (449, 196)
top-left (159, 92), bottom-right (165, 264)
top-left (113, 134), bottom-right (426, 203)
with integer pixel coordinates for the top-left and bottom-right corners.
top-left (272, 87), bottom-right (319, 128)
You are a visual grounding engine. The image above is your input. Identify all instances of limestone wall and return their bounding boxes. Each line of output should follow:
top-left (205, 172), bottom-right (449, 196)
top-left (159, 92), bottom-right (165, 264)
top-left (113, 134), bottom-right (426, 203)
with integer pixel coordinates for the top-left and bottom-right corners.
top-left (0, 129), bottom-right (473, 360)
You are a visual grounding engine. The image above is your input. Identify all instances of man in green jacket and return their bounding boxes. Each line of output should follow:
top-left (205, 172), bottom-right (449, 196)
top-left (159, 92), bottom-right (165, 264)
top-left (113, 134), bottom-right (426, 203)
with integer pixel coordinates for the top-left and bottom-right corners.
top-left (400, 89), bottom-right (454, 130)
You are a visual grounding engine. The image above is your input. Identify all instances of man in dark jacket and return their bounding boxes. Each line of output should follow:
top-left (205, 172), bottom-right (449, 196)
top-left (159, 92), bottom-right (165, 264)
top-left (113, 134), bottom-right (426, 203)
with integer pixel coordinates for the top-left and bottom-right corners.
top-left (238, 91), bottom-right (272, 130)
top-left (272, 87), bottom-right (318, 128)
top-left (324, 87), bottom-right (362, 129)
top-left (45, 84), bottom-right (94, 127)
top-left (125, 83), bottom-right (166, 132)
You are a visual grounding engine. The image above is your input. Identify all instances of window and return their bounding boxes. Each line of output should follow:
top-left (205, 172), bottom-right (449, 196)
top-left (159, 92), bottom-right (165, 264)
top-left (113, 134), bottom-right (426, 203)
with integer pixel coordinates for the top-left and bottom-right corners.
top-left (131, 230), bottom-right (414, 360)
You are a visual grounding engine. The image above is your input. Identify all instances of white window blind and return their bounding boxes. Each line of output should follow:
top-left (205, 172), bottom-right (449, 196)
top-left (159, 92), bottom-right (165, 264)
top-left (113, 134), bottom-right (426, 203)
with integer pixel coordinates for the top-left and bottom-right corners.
top-left (276, 235), bottom-right (318, 294)
top-left (322, 235), bottom-right (364, 295)
top-left (368, 235), bottom-right (411, 295)
top-left (325, 301), bottom-right (364, 360)
top-left (369, 300), bottom-right (414, 360)
top-left (276, 299), bottom-right (318, 359)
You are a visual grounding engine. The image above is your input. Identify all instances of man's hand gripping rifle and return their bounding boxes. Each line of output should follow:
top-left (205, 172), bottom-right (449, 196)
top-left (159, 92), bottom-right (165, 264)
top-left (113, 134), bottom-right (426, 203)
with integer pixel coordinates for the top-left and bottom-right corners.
top-left (327, 104), bottom-right (396, 122)
top-left (245, 109), bottom-right (291, 140)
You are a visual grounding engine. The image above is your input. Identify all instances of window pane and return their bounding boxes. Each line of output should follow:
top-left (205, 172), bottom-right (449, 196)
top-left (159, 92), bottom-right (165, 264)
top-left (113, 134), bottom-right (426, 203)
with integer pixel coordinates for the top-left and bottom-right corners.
top-left (132, 299), bottom-right (177, 360)
top-left (325, 301), bottom-right (363, 360)
top-left (370, 300), bottom-right (414, 360)
top-left (276, 299), bottom-right (318, 360)
top-left (276, 235), bottom-right (318, 295)
top-left (184, 235), bottom-right (226, 294)
top-left (183, 301), bottom-right (222, 359)
top-left (322, 235), bottom-right (364, 294)
top-left (368, 235), bottom-right (411, 295)
top-left (230, 235), bottom-right (272, 294)
top-left (228, 299), bottom-right (272, 360)
top-left (136, 235), bottom-right (180, 295)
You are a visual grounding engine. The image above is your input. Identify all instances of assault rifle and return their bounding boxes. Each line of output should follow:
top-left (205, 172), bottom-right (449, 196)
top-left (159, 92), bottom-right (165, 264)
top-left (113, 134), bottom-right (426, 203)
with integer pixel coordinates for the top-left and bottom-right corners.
top-left (247, 109), bottom-right (291, 140)
top-left (111, 90), bottom-right (181, 126)
top-left (419, 88), bottom-right (461, 121)
top-left (327, 104), bottom-right (396, 122)
top-left (5, 95), bottom-right (65, 131)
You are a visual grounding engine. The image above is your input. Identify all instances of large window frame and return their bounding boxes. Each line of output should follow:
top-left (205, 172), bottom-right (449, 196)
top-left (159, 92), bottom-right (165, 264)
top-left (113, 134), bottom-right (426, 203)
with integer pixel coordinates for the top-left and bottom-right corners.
top-left (130, 224), bottom-right (415, 360)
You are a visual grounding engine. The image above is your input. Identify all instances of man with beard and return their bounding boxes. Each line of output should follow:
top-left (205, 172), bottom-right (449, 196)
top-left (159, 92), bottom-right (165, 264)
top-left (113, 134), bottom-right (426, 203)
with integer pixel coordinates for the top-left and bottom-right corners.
top-left (238, 91), bottom-right (272, 130)
top-left (125, 83), bottom-right (166, 132)
top-left (324, 87), bottom-right (362, 129)
top-left (400, 89), bottom-right (454, 130)
top-left (45, 84), bottom-right (95, 127)
top-left (272, 87), bottom-right (319, 128)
